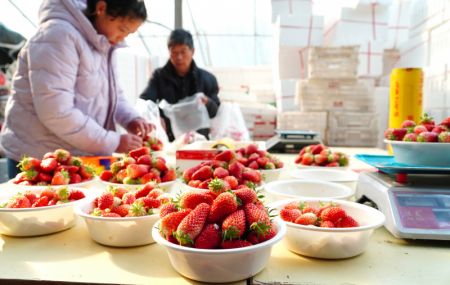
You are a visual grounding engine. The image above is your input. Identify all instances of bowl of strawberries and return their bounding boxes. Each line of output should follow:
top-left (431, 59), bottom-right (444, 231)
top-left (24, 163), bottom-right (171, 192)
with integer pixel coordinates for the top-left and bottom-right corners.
top-left (98, 147), bottom-right (177, 192)
top-left (75, 183), bottom-right (170, 247)
top-left (384, 114), bottom-right (450, 166)
top-left (294, 144), bottom-right (350, 169)
top-left (152, 187), bottom-right (286, 283)
top-left (271, 198), bottom-right (385, 259)
top-left (0, 186), bottom-right (87, 236)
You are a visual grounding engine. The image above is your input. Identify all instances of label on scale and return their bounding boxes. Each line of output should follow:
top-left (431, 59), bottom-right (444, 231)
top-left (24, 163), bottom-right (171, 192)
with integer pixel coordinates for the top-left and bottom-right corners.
top-left (392, 191), bottom-right (450, 230)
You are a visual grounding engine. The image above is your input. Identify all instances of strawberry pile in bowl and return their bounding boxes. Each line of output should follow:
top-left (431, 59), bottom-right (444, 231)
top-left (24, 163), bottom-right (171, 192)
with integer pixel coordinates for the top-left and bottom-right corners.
top-left (270, 198), bottom-right (385, 259)
top-left (9, 148), bottom-right (96, 188)
top-left (152, 187), bottom-right (286, 283)
top-left (75, 182), bottom-right (170, 247)
top-left (0, 186), bottom-right (87, 236)
top-left (294, 144), bottom-right (349, 168)
top-left (384, 114), bottom-right (450, 166)
top-left (181, 149), bottom-right (265, 193)
top-left (98, 146), bottom-right (176, 192)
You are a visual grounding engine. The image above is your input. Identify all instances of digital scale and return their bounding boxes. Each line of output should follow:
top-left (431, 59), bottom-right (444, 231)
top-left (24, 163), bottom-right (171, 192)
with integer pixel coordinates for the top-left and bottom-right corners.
top-left (355, 154), bottom-right (450, 240)
top-left (266, 130), bottom-right (322, 154)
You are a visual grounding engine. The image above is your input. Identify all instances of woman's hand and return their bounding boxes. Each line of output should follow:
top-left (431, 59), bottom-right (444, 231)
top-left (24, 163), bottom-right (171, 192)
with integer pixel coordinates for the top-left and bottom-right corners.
top-left (115, 133), bottom-right (143, 153)
top-left (126, 117), bottom-right (155, 138)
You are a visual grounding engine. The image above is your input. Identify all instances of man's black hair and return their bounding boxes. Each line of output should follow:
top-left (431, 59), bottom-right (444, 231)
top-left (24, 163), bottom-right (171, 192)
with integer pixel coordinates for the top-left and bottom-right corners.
top-left (167, 29), bottom-right (194, 49)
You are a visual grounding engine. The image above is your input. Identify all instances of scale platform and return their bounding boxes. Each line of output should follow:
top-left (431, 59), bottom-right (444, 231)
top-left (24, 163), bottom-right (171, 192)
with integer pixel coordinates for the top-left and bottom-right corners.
top-left (355, 154), bottom-right (450, 240)
top-left (266, 130), bottom-right (322, 154)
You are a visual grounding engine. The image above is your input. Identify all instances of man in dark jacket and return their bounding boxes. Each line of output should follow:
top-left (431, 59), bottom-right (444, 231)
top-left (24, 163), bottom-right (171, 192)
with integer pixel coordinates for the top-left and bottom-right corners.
top-left (140, 29), bottom-right (220, 141)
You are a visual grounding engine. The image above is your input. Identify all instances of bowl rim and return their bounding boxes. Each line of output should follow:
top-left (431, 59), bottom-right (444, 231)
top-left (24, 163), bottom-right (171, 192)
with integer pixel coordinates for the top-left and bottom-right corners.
top-left (152, 217), bottom-right (286, 254)
top-left (74, 197), bottom-right (160, 221)
top-left (99, 179), bottom-right (176, 188)
top-left (384, 139), bottom-right (450, 145)
top-left (270, 198), bottom-right (385, 233)
top-left (7, 177), bottom-right (97, 189)
top-left (289, 168), bottom-right (359, 182)
top-left (0, 187), bottom-right (88, 212)
top-left (264, 179), bottom-right (353, 199)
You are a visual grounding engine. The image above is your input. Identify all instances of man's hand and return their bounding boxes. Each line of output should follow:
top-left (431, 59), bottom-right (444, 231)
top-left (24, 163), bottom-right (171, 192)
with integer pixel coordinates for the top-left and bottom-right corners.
top-left (126, 117), bottom-right (155, 138)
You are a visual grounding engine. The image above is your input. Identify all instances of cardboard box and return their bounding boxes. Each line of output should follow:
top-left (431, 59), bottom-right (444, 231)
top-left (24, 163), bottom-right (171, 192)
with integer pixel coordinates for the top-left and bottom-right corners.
top-left (274, 15), bottom-right (324, 47)
top-left (358, 41), bottom-right (383, 77)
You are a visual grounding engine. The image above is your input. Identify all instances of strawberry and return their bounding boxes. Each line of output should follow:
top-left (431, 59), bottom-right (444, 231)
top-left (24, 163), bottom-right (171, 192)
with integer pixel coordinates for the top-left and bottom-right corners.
top-left (228, 161), bottom-right (245, 180)
top-left (214, 150), bottom-right (235, 162)
top-left (191, 165), bottom-right (213, 181)
top-left (431, 125), bottom-right (448, 134)
top-left (54, 148), bottom-right (71, 163)
top-left (194, 223), bottom-right (221, 249)
top-left (138, 197), bottom-right (161, 209)
top-left (295, 212), bottom-right (318, 225)
top-left (326, 162), bottom-right (340, 167)
top-left (161, 168), bottom-right (176, 182)
top-left (128, 201), bottom-right (147, 216)
top-left (43, 152), bottom-right (56, 159)
top-left (127, 164), bottom-right (149, 179)
top-left (213, 167), bottom-right (229, 178)
top-left (384, 128), bottom-right (408, 141)
top-left (8, 196), bottom-right (31, 208)
top-left (110, 161), bottom-right (124, 175)
top-left (264, 162), bottom-right (275, 169)
top-left (152, 157), bottom-right (168, 172)
top-left (440, 116), bottom-right (450, 128)
top-left (247, 153), bottom-right (260, 163)
top-left (112, 204), bottom-right (130, 217)
top-left (40, 189), bottom-right (55, 200)
top-left (233, 187), bottom-right (257, 205)
top-left (115, 169), bottom-right (128, 183)
top-left (403, 133), bottom-right (417, 142)
top-left (208, 178), bottom-right (231, 195)
top-left (129, 147), bottom-right (150, 160)
top-left (69, 173), bottom-right (82, 184)
top-left (102, 212), bottom-right (121, 218)
top-left (147, 187), bottom-right (163, 199)
top-left (208, 192), bottom-right (238, 222)
top-left (198, 178), bottom-right (212, 189)
top-left (221, 239), bottom-right (252, 249)
top-left (108, 186), bottom-right (128, 199)
top-left (256, 157), bottom-right (269, 168)
top-left (279, 208), bottom-right (301, 223)
top-left (312, 144), bottom-right (325, 155)
top-left (245, 144), bottom-right (259, 156)
top-left (223, 175), bottom-right (239, 190)
top-left (140, 172), bottom-right (156, 184)
top-left (68, 189), bottom-right (85, 200)
top-left (314, 154), bottom-right (328, 166)
top-left (122, 193), bottom-right (136, 205)
top-left (18, 156), bottom-right (41, 171)
top-left (244, 202), bottom-right (271, 236)
top-left (338, 153), bottom-right (349, 167)
top-left (134, 183), bottom-right (154, 198)
top-left (300, 153), bottom-right (314, 165)
top-left (136, 154), bottom-right (152, 165)
top-left (400, 120), bottom-right (416, 132)
top-left (99, 170), bottom-right (113, 181)
top-left (335, 216), bottom-right (359, 228)
top-left (222, 209), bottom-right (246, 240)
top-left (68, 156), bottom-right (83, 166)
top-left (413, 125), bottom-right (428, 135)
top-left (188, 180), bottom-right (202, 188)
top-left (438, 131), bottom-right (450, 142)
top-left (160, 208), bottom-right (192, 239)
top-left (98, 192), bottom-right (114, 210)
top-left (417, 131), bottom-right (438, 142)
top-left (242, 168), bottom-right (261, 183)
top-left (159, 202), bottom-right (179, 218)
top-left (248, 161), bottom-right (259, 169)
top-left (32, 196), bottom-right (49, 208)
top-left (182, 165), bottom-right (202, 182)
top-left (320, 220), bottom-right (335, 228)
top-left (175, 203), bottom-right (211, 245)
top-left (179, 191), bottom-right (214, 210)
top-left (56, 165), bottom-right (79, 174)
top-left (247, 226), bottom-right (276, 244)
top-left (51, 170), bottom-right (70, 185)
top-left (320, 206), bottom-right (346, 223)
top-left (419, 113), bottom-right (435, 131)
top-left (79, 165), bottom-right (95, 180)
top-left (23, 191), bottom-right (37, 205)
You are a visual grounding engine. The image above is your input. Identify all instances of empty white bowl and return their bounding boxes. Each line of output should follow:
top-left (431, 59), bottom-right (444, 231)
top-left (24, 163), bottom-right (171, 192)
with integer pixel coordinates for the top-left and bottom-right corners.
top-left (271, 198), bottom-right (385, 259)
top-left (75, 198), bottom-right (160, 247)
top-left (152, 218), bottom-right (286, 283)
top-left (0, 187), bottom-right (87, 237)
top-left (264, 179), bottom-right (353, 202)
top-left (290, 168), bottom-right (359, 193)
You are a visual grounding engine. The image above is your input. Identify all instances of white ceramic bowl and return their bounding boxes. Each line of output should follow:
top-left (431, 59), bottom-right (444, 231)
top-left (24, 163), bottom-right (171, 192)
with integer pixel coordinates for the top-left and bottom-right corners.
top-left (260, 167), bottom-right (284, 183)
top-left (264, 179), bottom-right (353, 202)
top-left (100, 179), bottom-right (176, 192)
top-left (0, 187), bottom-right (87, 237)
top-left (75, 198), bottom-right (160, 247)
top-left (289, 168), bottom-right (359, 193)
top-left (7, 177), bottom-right (97, 190)
top-left (152, 218), bottom-right (286, 283)
top-left (386, 139), bottom-right (450, 166)
top-left (271, 198), bottom-right (385, 259)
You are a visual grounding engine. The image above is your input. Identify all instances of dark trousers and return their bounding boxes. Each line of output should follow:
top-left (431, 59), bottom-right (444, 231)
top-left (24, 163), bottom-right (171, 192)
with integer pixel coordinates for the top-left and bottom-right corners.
top-left (7, 158), bottom-right (20, 179)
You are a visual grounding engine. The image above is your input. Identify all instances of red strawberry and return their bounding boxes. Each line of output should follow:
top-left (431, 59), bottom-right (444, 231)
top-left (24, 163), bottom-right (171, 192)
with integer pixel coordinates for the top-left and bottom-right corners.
top-left (136, 154), bottom-right (152, 165)
top-left (233, 187), bottom-right (257, 205)
top-left (19, 156), bottom-right (41, 171)
top-left (68, 156), bottom-right (83, 166)
top-left (179, 191), bottom-right (214, 210)
top-left (160, 208), bottom-right (192, 239)
top-left (110, 161), bottom-right (124, 175)
top-left (79, 165), bottom-right (95, 180)
top-left (335, 216), bottom-right (359, 228)
top-left (99, 170), bottom-right (113, 181)
top-left (198, 178), bottom-right (212, 189)
top-left (312, 144), bottom-right (325, 155)
top-left (279, 208), bottom-right (301, 223)
top-left (221, 239), bottom-right (252, 249)
top-left (438, 131), bottom-right (450, 142)
top-left (108, 187), bottom-right (128, 199)
top-left (43, 152), bottom-right (56, 159)
top-left (159, 203), bottom-right (179, 218)
top-left (54, 148), bottom-right (71, 163)
top-left (245, 144), bottom-right (259, 156)
top-left (419, 113), bottom-right (435, 131)
top-left (320, 220), bottom-right (335, 228)
top-left (320, 206), bottom-right (346, 223)
top-left (140, 172), bottom-right (156, 184)
top-left (37, 172), bottom-right (52, 182)
top-left (384, 128), bottom-right (408, 141)
top-left (191, 165), bottom-right (213, 181)
top-left (161, 168), bottom-right (176, 182)
top-left (194, 223), bottom-right (221, 249)
top-left (214, 150), bottom-right (235, 162)
top-left (187, 180), bottom-right (202, 188)
top-left (152, 157), bottom-right (168, 172)
top-left (248, 161), bottom-right (259, 169)
top-left (208, 178), bottom-right (231, 195)
top-left (122, 193), bottom-right (136, 205)
top-left (213, 167), bottom-right (229, 178)
top-left (222, 210), bottom-right (246, 240)
top-left (440, 116), bottom-right (450, 128)
top-left (138, 197), bottom-right (161, 209)
top-left (69, 173), bottom-right (82, 184)
top-left (247, 226), bottom-right (276, 244)
top-left (223, 175), bottom-right (239, 190)
top-left (182, 165), bottom-right (202, 182)
top-left (56, 165), bottom-right (80, 174)
top-left (431, 125), bottom-right (448, 134)
top-left (129, 147), bottom-right (150, 159)
top-left (134, 183), bottom-right (154, 198)
top-left (112, 204), bottom-right (130, 217)
top-left (40, 189), bottom-right (55, 200)
top-left (126, 164), bottom-right (149, 179)
top-left (403, 133), bottom-right (417, 142)
top-left (300, 153), bottom-right (314, 165)
top-left (314, 154), bottom-right (329, 166)
top-left (417, 131), bottom-right (438, 142)
top-left (242, 168), bottom-right (261, 183)
top-left (295, 213), bottom-right (318, 225)
top-left (98, 192), bottom-right (114, 210)
top-left (413, 125), bottom-right (428, 135)
top-left (244, 203), bottom-right (271, 236)
top-left (175, 203), bottom-right (211, 245)
top-left (8, 196), bottom-right (31, 208)
top-left (51, 170), bottom-right (70, 185)
top-left (68, 189), bottom-right (85, 200)
top-left (400, 119), bottom-right (416, 131)
top-left (228, 161), bottom-right (245, 180)
top-left (32, 196), bottom-right (49, 208)
top-left (147, 187), bottom-right (163, 199)
top-left (102, 212), bottom-right (121, 218)
top-left (208, 192), bottom-right (238, 222)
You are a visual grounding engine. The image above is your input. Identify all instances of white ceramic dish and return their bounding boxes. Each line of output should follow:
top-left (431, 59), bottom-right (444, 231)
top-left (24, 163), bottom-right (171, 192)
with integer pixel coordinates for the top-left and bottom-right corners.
top-left (152, 218), bottom-right (286, 283)
top-left (0, 188), bottom-right (87, 237)
top-left (264, 179), bottom-right (353, 202)
top-left (75, 198), bottom-right (160, 247)
top-left (7, 177), bottom-right (97, 190)
top-left (271, 198), bottom-right (385, 259)
top-left (289, 168), bottom-right (359, 193)
top-left (386, 139), bottom-right (450, 166)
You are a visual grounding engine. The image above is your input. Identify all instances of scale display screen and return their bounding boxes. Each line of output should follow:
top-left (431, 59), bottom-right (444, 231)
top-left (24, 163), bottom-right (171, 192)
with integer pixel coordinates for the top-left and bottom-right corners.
top-left (391, 190), bottom-right (450, 230)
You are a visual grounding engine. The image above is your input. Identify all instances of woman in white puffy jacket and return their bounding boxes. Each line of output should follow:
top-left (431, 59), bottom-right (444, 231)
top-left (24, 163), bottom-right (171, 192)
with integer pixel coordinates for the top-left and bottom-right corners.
top-left (0, 0), bottom-right (153, 178)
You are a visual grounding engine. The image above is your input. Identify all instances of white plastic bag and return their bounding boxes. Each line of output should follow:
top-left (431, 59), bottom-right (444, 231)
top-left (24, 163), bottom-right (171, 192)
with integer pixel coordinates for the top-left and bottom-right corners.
top-left (159, 93), bottom-right (210, 138)
top-left (210, 102), bottom-right (250, 141)
top-left (134, 99), bottom-right (169, 145)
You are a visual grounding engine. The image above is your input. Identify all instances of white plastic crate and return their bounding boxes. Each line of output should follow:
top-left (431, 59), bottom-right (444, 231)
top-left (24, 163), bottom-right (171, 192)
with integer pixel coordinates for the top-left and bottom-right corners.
top-left (277, 111), bottom-right (328, 142)
top-left (298, 78), bottom-right (369, 97)
top-left (328, 111), bottom-right (377, 129)
top-left (327, 128), bottom-right (378, 147)
top-left (299, 93), bottom-right (375, 112)
top-left (308, 46), bottom-right (359, 79)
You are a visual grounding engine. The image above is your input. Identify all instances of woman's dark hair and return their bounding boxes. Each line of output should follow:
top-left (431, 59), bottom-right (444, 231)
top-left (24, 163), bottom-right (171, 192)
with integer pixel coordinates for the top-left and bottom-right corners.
top-left (168, 29), bottom-right (194, 49)
top-left (85, 0), bottom-right (147, 21)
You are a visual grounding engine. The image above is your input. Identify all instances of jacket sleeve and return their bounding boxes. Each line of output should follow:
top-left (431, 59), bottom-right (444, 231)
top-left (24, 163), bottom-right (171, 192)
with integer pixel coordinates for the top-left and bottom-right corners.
top-left (203, 71), bottom-right (220, 118)
top-left (27, 26), bottom-right (120, 155)
top-left (140, 71), bottom-right (159, 103)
